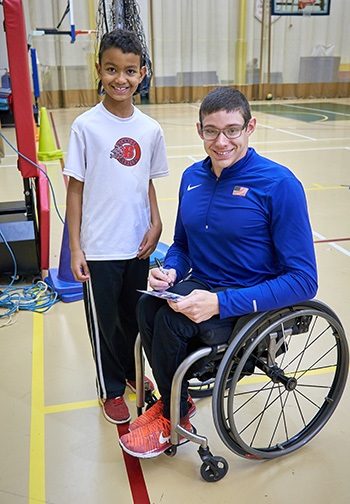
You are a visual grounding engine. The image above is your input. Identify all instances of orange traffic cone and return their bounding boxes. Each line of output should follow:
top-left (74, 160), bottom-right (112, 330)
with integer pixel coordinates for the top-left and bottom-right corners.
top-left (37, 107), bottom-right (63, 161)
top-left (33, 116), bottom-right (39, 142)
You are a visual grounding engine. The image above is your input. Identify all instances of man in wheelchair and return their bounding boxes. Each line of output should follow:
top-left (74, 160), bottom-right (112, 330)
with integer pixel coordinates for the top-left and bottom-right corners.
top-left (119, 86), bottom-right (318, 459)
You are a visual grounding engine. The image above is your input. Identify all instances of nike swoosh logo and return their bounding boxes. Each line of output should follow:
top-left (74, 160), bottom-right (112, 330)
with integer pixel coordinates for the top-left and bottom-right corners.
top-left (187, 184), bottom-right (202, 191)
top-left (159, 432), bottom-right (171, 444)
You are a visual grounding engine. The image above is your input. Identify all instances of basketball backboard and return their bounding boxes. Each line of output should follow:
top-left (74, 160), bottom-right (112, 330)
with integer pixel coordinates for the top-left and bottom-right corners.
top-left (271, 0), bottom-right (331, 16)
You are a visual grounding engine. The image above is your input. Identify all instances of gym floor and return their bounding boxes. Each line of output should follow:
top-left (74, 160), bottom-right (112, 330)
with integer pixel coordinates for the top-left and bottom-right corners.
top-left (0, 97), bottom-right (350, 504)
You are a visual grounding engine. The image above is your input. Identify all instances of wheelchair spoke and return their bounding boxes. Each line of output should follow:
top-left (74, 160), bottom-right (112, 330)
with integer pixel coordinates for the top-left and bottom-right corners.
top-left (285, 344), bottom-right (338, 381)
top-left (269, 385), bottom-right (290, 447)
top-left (233, 382), bottom-right (280, 435)
top-left (292, 389), bottom-right (307, 428)
top-left (213, 304), bottom-right (349, 459)
top-left (242, 384), bottom-right (288, 448)
top-left (282, 329), bottom-right (336, 378)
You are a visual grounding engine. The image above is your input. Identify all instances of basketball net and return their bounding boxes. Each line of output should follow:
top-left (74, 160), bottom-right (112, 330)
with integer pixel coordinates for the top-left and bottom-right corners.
top-left (96, 0), bottom-right (152, 95)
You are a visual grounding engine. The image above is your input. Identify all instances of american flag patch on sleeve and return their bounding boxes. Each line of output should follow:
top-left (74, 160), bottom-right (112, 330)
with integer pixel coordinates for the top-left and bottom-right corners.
top-left (233, 186), bottom-right (249, 196)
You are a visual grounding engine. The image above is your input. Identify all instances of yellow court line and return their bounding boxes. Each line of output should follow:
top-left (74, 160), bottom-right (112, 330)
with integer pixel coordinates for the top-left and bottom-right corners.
top-left (314, 115), bottom-right (329, 123)
top-left (29, 313), bottom-right (45, 504)
top-left (43, 393), bottom-right (141, 415)
top-left (159, 188), bottom-right (348, 204)
top-left (239, 365), bottom-right (337, 386)
top-left (158, 186), bottom-right (347, 201)
top-left (28, 313), bottom-right (140, 503)
top-left (306, 185), bottom-right (346, 191)
top-left (28, 308), bottom-right (346, 503)
top-left (44, 399), bottom-right (98, 415)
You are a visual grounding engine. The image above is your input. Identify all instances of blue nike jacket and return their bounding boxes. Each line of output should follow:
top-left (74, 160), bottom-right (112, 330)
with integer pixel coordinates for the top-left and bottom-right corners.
top-left (163, 147), bottom-right (318, 318)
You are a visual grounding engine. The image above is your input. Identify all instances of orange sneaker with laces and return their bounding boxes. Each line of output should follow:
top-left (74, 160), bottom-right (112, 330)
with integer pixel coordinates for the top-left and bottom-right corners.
top-left (129, 398), bottom-right (164, 431)
top-left (129, 395), bottom-right (196, 432)
top-left (119, 413), bottom-right (192, 458)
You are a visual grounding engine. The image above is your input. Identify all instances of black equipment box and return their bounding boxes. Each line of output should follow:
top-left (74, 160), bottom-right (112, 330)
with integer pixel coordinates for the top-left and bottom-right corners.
top-left (0, 200), bottom-right (40, 277)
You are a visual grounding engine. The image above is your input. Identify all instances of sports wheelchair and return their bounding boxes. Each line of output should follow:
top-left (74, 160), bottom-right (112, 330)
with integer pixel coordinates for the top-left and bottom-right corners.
top-left (134, 299), bottom-right (349, 482)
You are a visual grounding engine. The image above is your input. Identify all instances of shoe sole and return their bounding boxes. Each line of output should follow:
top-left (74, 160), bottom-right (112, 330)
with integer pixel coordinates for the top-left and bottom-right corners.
top-left (188, 404), bottom-right (196, 419)
top-left (98, 398), bottom-right (131, 425)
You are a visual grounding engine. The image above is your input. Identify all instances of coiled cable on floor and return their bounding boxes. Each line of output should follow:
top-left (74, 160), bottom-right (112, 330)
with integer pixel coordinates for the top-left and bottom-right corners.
top-left (0, 130), bottom-right (66, 324)
top-left (0, 281), bottom-right (58, 317)
top-left (0, 228), bottom-right (59, 325)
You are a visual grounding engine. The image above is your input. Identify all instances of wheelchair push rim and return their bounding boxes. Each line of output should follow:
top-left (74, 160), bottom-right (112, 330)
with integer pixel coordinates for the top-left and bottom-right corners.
top-left (213, 304), bottom-right (349, 460)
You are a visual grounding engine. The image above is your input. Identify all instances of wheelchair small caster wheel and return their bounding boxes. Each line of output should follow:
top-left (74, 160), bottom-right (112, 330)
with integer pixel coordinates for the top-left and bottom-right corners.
top-left (200, 456), bottom-right (228, 482)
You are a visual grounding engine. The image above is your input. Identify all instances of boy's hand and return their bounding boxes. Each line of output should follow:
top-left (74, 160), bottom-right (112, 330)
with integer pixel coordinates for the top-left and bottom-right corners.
top-left (70, 249), bottom-right (90, 282)
top-left (168, 290), bottom-right (219, 323)
top-left (137, 225), bottom-right (162, 260)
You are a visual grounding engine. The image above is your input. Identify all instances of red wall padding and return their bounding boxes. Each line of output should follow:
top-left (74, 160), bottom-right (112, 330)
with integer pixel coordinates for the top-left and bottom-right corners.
top-left (3, 0), bottom-right (38, 178)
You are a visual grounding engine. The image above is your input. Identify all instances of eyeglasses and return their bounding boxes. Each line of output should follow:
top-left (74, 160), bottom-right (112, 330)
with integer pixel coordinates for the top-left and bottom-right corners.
top-left (201, 121), bottom-right (249, 141)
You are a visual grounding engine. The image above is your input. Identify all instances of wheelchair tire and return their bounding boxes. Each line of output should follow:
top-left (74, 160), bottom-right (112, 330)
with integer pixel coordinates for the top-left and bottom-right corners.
top-left (187, 377), bottom-right (216, 398)
top-left (212, 301), bottom-right (349, 460)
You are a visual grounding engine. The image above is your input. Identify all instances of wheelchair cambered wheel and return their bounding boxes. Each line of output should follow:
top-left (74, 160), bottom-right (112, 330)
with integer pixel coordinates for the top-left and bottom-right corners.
top-left (213, 301), bottom-right (349, 460)
top-left (187, 376), bottom-right (216, 398)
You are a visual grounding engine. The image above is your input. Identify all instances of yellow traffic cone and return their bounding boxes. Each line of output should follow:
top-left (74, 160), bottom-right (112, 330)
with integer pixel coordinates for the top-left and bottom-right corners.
top-left (37, 107), bottom-right (63, 161)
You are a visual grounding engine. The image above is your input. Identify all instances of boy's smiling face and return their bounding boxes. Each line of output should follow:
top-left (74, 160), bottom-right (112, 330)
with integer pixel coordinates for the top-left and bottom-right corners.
top-left (96, 47), bottom-right (146, 115)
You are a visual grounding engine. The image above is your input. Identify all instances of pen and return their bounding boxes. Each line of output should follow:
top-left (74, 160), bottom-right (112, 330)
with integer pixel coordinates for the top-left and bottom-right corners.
top-left (155, 257), bottom-right (174, 286)
top-left (155, 257), bottom-right (166, 274)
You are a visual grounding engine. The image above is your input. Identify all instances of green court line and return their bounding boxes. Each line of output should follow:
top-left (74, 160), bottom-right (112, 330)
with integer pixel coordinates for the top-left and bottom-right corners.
top-left (251, 102), bottom-right (350, 123)
top-left (285, 102), bottom-right (350, 116)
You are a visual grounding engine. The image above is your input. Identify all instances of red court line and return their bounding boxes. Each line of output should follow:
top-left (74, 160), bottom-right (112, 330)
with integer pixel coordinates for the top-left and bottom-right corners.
top-left (314, 238), bottom-right (350, 244)
top-left (117, 424), bottom-right (151, 504)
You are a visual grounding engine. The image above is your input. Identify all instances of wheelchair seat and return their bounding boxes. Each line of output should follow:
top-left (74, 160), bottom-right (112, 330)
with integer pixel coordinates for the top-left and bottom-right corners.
top-left (134, 299), bottom-right (349, 482)
top-left (186, 313), bottom-right (258, 398)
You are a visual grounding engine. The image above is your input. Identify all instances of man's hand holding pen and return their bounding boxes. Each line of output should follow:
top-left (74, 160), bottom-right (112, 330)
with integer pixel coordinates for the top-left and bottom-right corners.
top-left (149, 258), bottom-right (219, 323)
top-left (149, 258), bottom-right (177, 290)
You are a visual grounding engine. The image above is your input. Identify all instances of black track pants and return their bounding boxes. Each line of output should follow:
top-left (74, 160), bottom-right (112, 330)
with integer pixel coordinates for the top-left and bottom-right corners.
top-left (83, 258), bottom-right (149, 399)
top-left (136, 278), bottom-right (237, 418)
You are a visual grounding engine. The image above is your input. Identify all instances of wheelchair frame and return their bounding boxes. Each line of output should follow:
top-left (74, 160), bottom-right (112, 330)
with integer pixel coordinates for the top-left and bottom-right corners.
top-left (134, 299), bottom-right (349, 482)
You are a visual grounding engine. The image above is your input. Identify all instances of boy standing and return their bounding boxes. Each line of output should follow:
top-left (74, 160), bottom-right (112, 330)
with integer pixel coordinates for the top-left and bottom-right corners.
top-left (64, 29), bottom-right (169, 424)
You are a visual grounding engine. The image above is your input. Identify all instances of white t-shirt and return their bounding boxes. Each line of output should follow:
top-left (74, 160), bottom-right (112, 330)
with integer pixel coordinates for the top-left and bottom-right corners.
top-left (64, 103), bottom-right (169, 260)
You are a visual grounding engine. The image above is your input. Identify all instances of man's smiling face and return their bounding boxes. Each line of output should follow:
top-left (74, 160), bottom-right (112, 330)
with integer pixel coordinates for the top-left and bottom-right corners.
top-left (197, 110), bottom-right (256, 176)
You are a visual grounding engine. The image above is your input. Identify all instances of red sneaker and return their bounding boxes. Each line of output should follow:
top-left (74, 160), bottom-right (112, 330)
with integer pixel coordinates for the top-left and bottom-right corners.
top-left (187, 395), bottom-right (197, 418)
top-left (99, 396), bottom-right (131, 424)
top-left (126, 375), bottom-right (155, 393)
top-left (129, 394), bottom-right (196, 432)
top-left (119, 413), bottom-right (192, 459)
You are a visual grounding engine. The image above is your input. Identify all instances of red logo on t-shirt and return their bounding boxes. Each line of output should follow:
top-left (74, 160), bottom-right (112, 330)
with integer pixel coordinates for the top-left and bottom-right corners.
top-left (110, 137), bottom-right (141, 166)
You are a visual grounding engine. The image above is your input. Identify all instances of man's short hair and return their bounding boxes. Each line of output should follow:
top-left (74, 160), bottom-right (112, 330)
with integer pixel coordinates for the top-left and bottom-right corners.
top-left (199, 87), bottom-right (252, 126)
